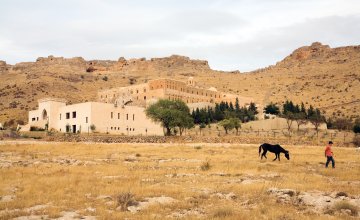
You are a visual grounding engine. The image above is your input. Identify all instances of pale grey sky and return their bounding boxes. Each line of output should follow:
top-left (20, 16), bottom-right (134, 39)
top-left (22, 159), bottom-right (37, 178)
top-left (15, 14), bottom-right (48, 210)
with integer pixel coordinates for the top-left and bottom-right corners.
top-left (0, 0), bottom-right (359, 71)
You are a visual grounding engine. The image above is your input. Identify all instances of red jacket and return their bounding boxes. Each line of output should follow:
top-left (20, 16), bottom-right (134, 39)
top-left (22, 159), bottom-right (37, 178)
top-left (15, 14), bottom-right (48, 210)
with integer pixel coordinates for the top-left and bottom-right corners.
top-left (325, 145), bottom-right (333, 157)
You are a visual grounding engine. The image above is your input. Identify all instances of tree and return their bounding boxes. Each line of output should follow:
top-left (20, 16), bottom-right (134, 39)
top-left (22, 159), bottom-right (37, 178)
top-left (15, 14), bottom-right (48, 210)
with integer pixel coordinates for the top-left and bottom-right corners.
top-left (264, 103), bottom-right (280, 115)
top-left (146, 99), bottom-right (192, 136)
top-left (199, 123), bottom-right (206, 135)
top-left (90, 124), bottom-right (96, 132)
top-left (309, 108), bottom-right (325, 137)
top-left (283, 112), bottom-right (295, 132)
top-left (230, 118), bottom-right (241, 135)
top-left (218, 119), bottom-right (234, 134)
top-left (293, 112), bottom-right (307, 131)
top-left (332, 118), bottom-right (353, 131)
top-left (248, 102), bottom-right (258, 114)
top-left (353, 118), bottom-right (360, 133)
top-left (174, 111), bottom-right (194, 136)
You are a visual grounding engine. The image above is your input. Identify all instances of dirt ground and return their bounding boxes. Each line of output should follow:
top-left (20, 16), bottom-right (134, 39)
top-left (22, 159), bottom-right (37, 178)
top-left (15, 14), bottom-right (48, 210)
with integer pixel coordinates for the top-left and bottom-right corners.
top-left (0, 141), bottom-right (359, 219)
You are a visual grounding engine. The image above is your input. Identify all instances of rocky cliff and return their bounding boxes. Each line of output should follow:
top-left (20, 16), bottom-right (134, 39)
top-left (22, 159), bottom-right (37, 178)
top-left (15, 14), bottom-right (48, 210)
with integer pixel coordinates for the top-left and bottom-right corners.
top-left (0, 42), bottom-right (359, 125)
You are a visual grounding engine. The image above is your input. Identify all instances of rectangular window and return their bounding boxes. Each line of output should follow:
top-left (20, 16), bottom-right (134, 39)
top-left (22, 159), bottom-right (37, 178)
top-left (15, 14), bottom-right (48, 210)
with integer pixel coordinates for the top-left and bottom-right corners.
top-left (32, 118), bottom-right (36, 121)
top-left (111, 112), bottom-right (113, 119)
top-left (36, 117), bottom-right (39, 121)
top-left (144, 96), bottom-right (146, 100)
top-left (72, 111), bottom-right (76, 118)
top-left (118, 113), bottom-right (120, 119)
top-left (60, 114), bottom-right (61, 120)
top-left (133, 114), bottom-right (135, 121)
top-left (86, 117), bottom-right (88, 123)
top-left (66, 112), bottom-right (70, 119)
top-left (126, 114), bottom-right (128, 120)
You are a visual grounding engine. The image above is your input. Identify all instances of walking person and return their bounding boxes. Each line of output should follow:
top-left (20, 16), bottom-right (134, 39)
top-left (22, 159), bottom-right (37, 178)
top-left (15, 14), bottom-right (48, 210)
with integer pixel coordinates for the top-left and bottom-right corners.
top-left (325, 141), bottom-right (335, 168)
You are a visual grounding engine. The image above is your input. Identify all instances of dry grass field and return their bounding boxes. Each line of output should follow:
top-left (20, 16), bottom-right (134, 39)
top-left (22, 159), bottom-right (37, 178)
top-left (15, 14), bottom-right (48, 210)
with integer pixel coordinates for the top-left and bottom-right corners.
top-left (1, 141), bottom-right (359, 219)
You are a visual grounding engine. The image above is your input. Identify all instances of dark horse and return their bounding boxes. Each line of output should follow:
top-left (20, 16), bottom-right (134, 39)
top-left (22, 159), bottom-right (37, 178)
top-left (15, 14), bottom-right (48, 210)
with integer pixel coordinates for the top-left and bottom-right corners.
top-left (259, 143), bottom-right (290, 161)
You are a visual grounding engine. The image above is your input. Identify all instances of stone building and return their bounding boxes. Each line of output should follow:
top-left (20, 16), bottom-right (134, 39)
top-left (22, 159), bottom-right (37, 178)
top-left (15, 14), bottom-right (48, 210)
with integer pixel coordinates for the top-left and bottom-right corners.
top-left (25, 98), bottom-right (163, 135)
top-left (98, 77), bottom-right (253, 110)
top-left (25, 78), bottom-right (253, 135)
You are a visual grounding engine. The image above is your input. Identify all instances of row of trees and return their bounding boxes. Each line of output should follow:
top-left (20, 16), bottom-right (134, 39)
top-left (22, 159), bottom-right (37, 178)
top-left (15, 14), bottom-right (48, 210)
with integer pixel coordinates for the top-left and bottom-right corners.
top-left (191, 99), bottom-right (258, 125)
top-left (265, 100), bottom-right (360, 134)
top-left (146, 99), bottom-right (256, 136)
top-left (265, 101), bottom-right (325, 134)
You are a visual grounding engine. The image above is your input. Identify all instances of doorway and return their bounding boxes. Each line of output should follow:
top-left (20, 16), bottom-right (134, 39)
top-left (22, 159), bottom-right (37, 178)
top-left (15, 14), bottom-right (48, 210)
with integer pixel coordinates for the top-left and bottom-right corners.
top-left (72, 125), bottom-right (76, 133)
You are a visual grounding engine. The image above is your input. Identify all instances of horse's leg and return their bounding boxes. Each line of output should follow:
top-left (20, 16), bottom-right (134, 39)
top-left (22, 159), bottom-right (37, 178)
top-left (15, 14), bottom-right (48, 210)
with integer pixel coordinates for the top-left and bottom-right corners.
top-left (273, 154), bottom-right (277, 161)
top-left (278, 153), bottom-right (280, 161)
top-left (262, 150), bottom-right (267, 159)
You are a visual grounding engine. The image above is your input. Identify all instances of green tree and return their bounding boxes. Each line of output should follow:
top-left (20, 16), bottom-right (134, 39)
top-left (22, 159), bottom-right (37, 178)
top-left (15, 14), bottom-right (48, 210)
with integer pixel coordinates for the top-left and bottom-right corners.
top-left (354, 118), bottom-right (360, 133)
top-left (293, 112), bottom-right (307, 131)
top-left (174, 110), bottom-right (194, 136)
top-left (218, 119), bottom-right (234, 134)
top-left (264, 103), bottom-right (280, 115)
top-left (309, 108), bottom-right (325, 137)
top-left (146, 99), bottom-right (192, 136)
top-left (248, 102), bottom-right (258, 114)
top-left (230, 118), bottom-right (241, 135)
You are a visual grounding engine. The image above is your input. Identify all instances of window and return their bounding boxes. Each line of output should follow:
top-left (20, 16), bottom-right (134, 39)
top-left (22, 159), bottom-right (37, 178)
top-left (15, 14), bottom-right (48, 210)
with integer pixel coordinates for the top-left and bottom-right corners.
top-left (66, 113), bottom-right (70, 119)
top-left (32, 118), bottom-right (36, 121)
top-left (133, 114), bottom-right (135, 121)
top-left (126, 114), bottom-right (128, 120)
top-left (86, 117), bottom-right (88, 123)
top-left (111, 112), bottom-right (113, 119)
top-left (118, 127), bottom-right (120, 130)
top-left (144, 96), bottom-right (146, 100)
top-left (111, 127), bottom-right (113, 130)
top-left (36, 117), bottom-right (39, 121)
top-left (72, 111), bottom-right (76, 118)
top-left (144, 88), bottom-right (146, 92)
top-left (118, 113), bottom-right (120, 119)
top-left (136, 90), bottom-right (138, 93)
top-left (60, 114), bottom-right (61, 120)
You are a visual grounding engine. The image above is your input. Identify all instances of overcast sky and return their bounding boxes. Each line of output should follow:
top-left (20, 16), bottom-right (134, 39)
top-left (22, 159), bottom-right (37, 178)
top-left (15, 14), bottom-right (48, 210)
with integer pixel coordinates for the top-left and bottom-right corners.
top-left (0, 0), bottom-right (359, 71)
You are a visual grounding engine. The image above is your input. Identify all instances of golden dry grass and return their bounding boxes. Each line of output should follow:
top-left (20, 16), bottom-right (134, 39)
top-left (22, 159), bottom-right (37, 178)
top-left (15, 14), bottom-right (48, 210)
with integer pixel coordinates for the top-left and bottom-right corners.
top-left (0, 141), bottom-right (359, 219)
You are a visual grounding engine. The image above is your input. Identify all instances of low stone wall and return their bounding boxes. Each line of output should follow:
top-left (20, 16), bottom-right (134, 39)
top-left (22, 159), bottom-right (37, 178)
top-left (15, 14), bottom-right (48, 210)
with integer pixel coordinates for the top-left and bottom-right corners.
top-left (39, 133), bottom-right (338, 146)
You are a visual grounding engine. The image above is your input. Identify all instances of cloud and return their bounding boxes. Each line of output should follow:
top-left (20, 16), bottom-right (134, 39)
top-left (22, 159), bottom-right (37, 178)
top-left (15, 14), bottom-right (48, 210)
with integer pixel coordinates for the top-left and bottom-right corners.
top-left (0, 0), bottom-right (359, 71)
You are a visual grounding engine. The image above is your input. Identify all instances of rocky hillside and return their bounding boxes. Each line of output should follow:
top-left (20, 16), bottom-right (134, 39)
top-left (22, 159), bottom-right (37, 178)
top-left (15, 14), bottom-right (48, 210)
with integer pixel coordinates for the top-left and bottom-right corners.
top-left (0, 42), bottom-right (359, 125)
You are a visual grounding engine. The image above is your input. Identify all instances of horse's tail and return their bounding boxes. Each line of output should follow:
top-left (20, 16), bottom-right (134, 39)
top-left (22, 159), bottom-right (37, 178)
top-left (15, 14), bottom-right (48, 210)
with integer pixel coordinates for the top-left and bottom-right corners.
top-left (259, 144), bottom-right (263, 157)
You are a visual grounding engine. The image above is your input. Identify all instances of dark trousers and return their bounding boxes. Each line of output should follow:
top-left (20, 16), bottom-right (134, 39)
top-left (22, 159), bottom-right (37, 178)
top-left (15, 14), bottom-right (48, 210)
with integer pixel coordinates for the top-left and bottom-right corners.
top-left (326, 156), bottom-right (335, 168)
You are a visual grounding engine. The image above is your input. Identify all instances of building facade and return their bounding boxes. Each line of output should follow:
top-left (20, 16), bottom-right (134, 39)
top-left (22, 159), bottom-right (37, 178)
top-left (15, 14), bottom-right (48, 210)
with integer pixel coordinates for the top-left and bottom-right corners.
top-left (98, 77), bottom-right (253, 109)
top-left (27, 98), bottom-right (163, 135)
top-left (25, 78), bottom-right (254, 135)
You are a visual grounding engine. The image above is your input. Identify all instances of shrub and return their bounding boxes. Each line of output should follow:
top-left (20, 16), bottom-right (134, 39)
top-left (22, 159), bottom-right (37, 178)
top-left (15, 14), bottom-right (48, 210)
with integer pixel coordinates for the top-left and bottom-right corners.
top-left (30, 126), bottom-right (45, 131)
top-left (200, 159), bottom-right (211, 171)
top-left (354, 124), bottom-right (360, 133)
top-left (117, 192), bottom-right (138, 211)
top-left (333, 201), bottom-right (358, 216)
top-left (213, 207), bottom-right (234, 218)
top-left (353, 135), bottom-right (360, 147)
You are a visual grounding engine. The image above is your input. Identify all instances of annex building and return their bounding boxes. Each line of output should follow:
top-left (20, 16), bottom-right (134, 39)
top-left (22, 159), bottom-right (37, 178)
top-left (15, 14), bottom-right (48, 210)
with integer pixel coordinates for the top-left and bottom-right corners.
top-left (25, 77), bottom-right (253, 135)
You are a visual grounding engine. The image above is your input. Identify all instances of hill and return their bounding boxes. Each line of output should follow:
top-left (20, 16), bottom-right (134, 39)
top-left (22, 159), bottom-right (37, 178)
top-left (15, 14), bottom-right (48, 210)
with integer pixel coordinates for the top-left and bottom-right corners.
top-left (0, 42), bottom-right (359, 125)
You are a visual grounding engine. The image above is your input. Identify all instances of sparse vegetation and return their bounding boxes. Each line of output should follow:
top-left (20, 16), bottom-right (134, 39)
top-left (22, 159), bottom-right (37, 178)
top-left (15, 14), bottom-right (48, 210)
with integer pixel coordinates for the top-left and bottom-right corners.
top-left (0, 142), bottom-right (359, 219)
top-left (200, 159), bottom-right (211, 171)
top-left (212, 206), bottom-right (234, 218)
top-left (333, 201), bottom-right (358, 216)
top-left (117, 192), bottom-right (138, 211)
